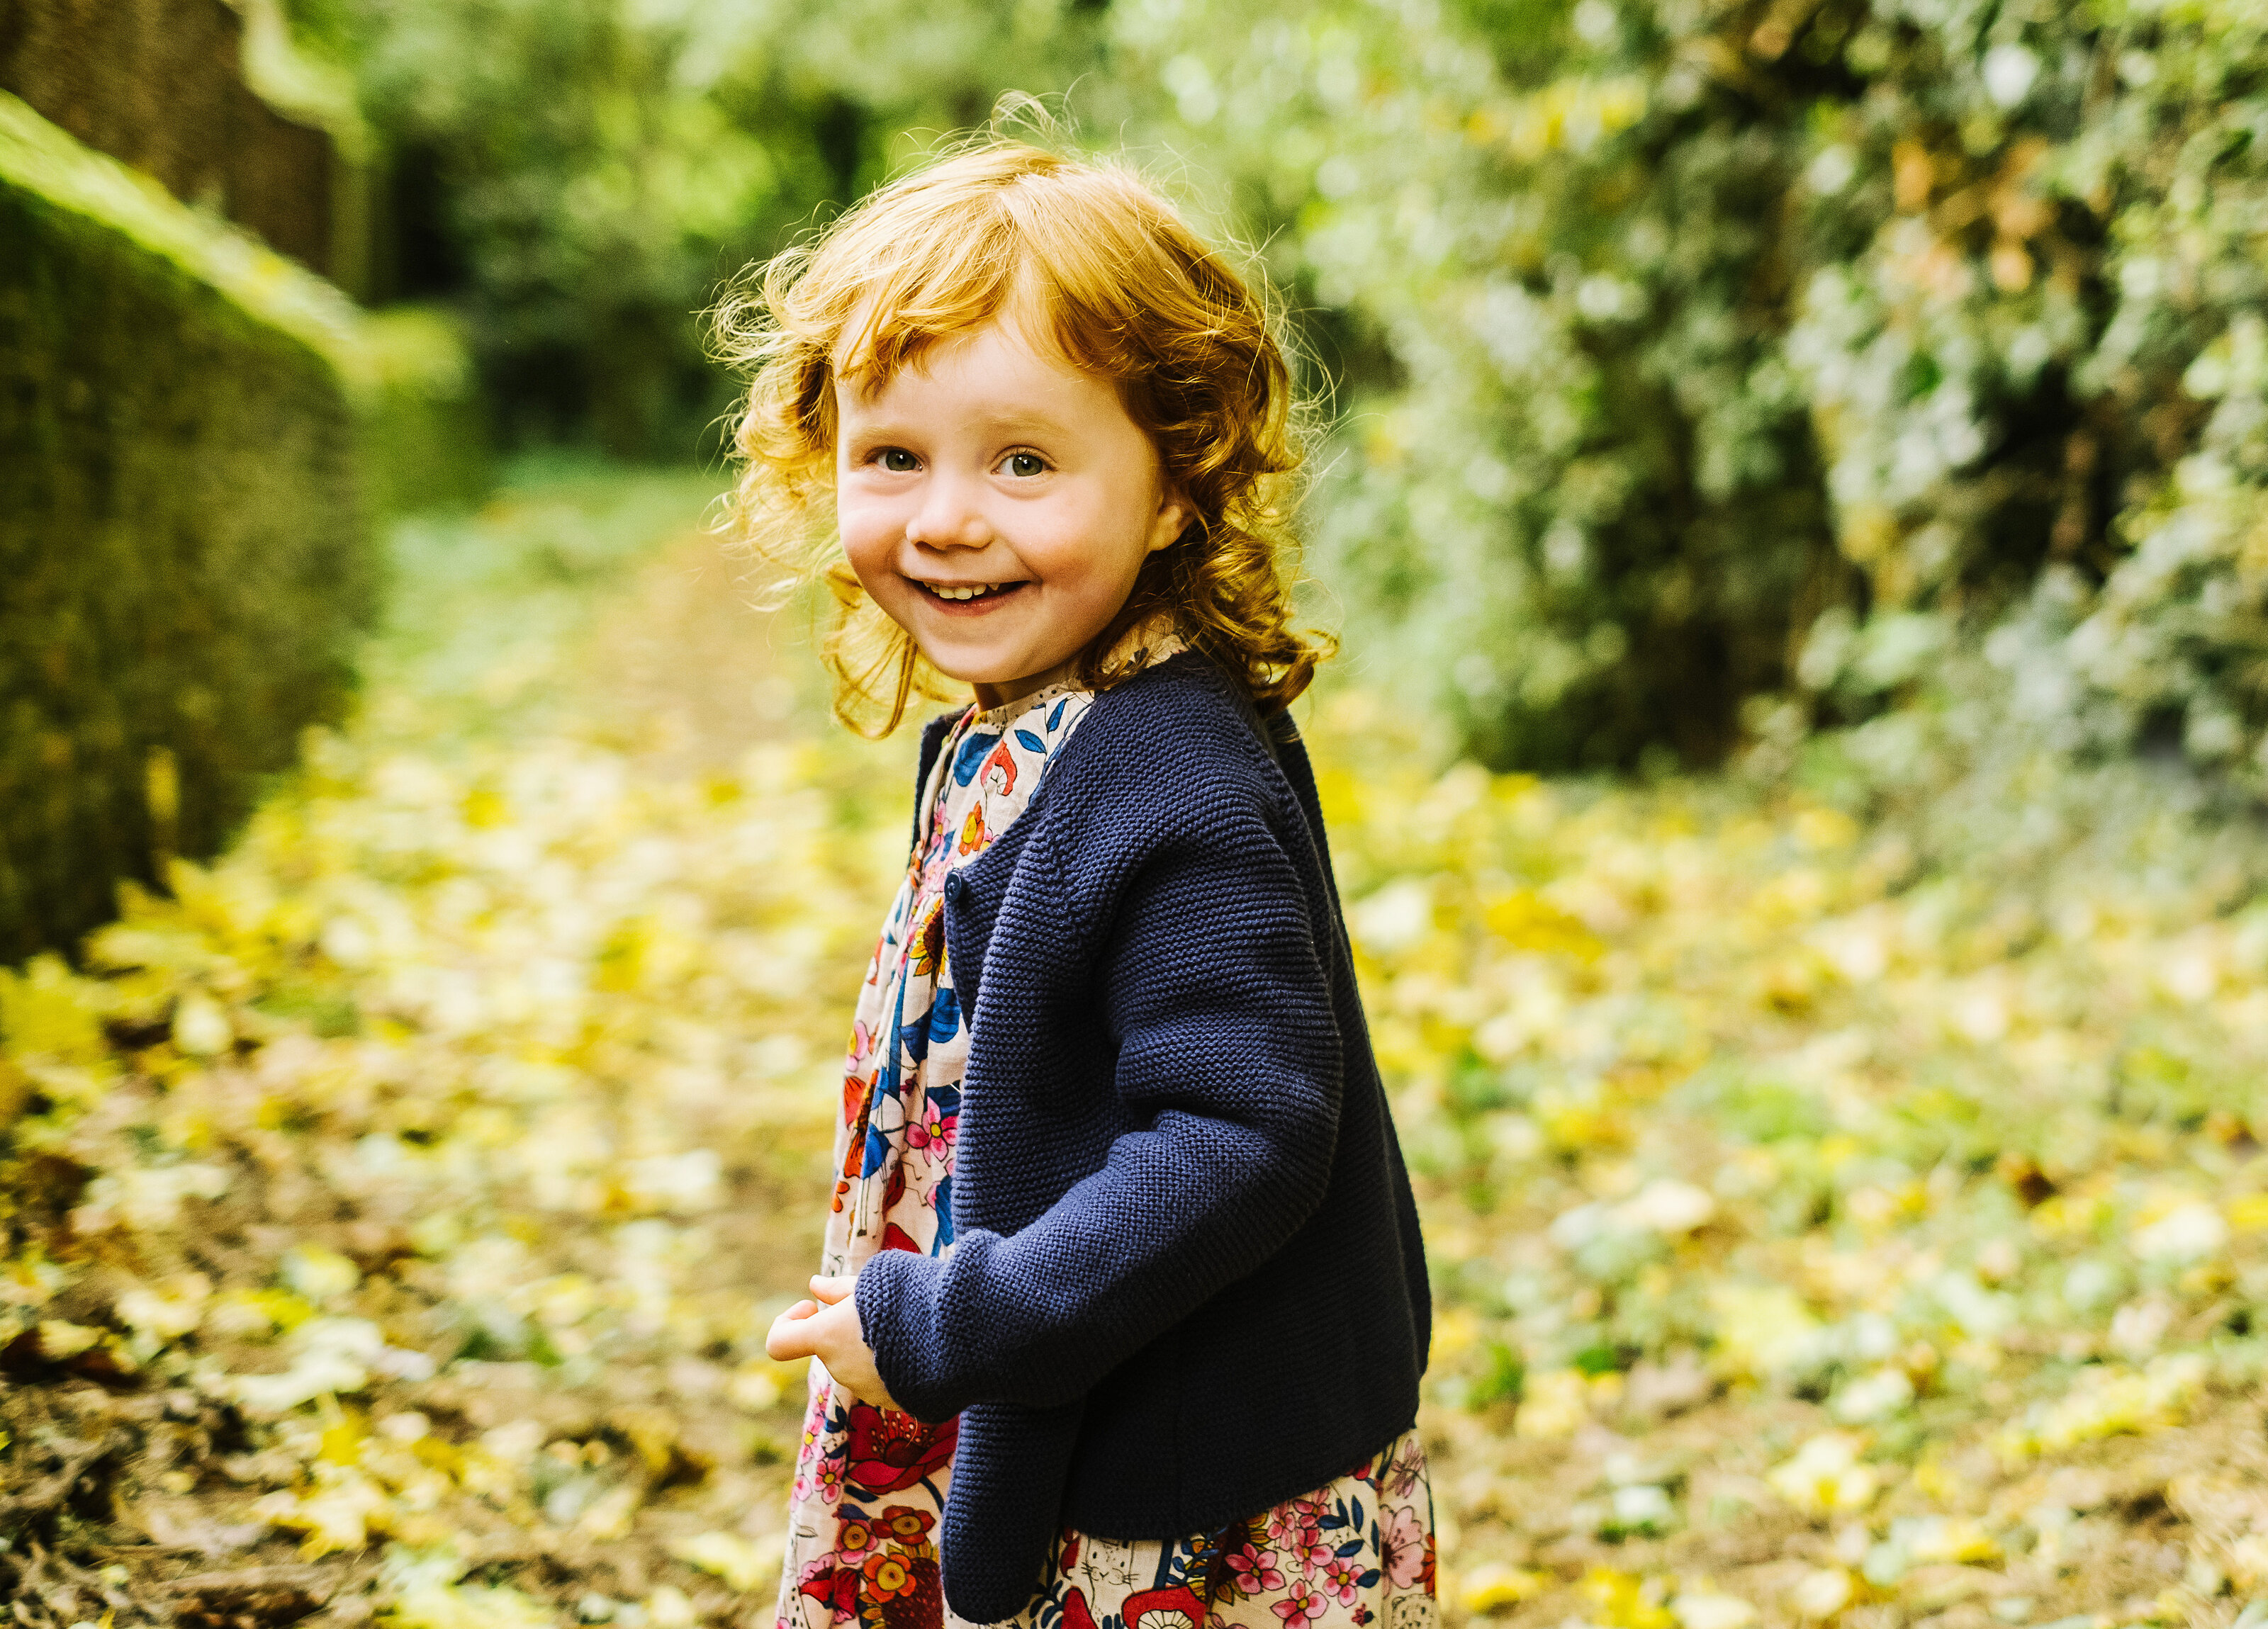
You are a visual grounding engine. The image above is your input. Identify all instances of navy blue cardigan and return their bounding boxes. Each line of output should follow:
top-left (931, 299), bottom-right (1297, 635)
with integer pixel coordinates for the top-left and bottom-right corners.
top-left (853, 653), bottom-right (1431, 1623)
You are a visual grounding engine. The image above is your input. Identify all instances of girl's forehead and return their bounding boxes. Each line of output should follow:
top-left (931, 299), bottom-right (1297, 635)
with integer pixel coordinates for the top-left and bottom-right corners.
top-left (830, 258), bottom-right (1085, 378)
top-left (831, 305), bottom-right (1104, 409)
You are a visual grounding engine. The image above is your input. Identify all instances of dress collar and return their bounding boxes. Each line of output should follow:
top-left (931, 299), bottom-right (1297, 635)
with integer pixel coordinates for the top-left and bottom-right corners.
top-left (966, 624), bottom-right (1188, 732)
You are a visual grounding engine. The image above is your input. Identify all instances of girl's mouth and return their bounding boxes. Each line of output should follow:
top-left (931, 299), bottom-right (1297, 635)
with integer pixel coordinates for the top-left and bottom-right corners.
top-left (919, 580), bottom-right (1028, 606)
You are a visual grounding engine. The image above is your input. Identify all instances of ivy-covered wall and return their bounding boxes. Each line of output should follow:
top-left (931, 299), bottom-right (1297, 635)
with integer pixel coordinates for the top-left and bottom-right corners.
top-left (0, 91), bottom-right (378, 964)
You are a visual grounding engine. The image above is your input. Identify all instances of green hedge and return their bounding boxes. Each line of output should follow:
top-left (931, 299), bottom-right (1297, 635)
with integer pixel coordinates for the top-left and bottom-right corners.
top-left (1108, 0), bottom-right (2268, 779)
top-left (0, 92), bottom-right (378, 964)
top-left (356, 305), bottom-right (491, 519)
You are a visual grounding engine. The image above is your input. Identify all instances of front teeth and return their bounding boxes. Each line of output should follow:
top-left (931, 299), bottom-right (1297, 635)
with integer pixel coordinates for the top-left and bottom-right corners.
top-left (932, 582), bottom-right (1006, 601)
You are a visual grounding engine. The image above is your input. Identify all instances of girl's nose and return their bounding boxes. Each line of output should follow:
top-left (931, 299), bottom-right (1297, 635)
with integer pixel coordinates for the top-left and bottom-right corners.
top-left (905, 473), bottom-right (990, 550)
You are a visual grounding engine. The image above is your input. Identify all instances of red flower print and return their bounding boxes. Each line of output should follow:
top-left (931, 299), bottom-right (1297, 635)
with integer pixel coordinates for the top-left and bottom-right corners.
top-left (1380, 1508), bottom-right (1427, 1590)
top-left (861, 1550), bottom-right (920, 1601)
top-left (1320, 1557), bottom-right (1364, 1606)
top-left (843, 1402), bottom-right (957, 1494)
top-left (1271, 1588), bottom-right (1327, 1629)
top-left (1225, 1545), bottom-right (1286, 1596)
top-left (1122, 1586), bottom-right (1207, 1629)
top-left (881, 1505), bottom-right (936, 1543)
top-left (980, 740), bottom-right (1017, 798)
top-left (1419, 1534), bottom-right (1437, 1596)
top-left (797, 1564), bottom-right (860, 1623)
top-left (878, 1557), bottom-right (943, 1629)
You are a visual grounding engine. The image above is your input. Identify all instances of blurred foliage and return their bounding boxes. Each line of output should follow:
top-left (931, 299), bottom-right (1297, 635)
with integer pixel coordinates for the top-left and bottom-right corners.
top-left (277, 0), bottom-right (2268, 785)
top-left (1116, 0), bottom-right (2268, 779)
top-left (1114, 0), bottom-right (1845, 772)
top-left (0, 91), bottom-right (377, 966)
top-left (4, 471), bottom-right (2268, 1625)
top-left (282, 0), bottom-right (1114, 455)
top-left (354, 305), bottom-right (494, 518)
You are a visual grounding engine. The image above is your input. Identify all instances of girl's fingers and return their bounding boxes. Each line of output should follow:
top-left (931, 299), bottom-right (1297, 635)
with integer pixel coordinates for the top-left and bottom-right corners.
top-left (808, 1274), bottom-right (855, 1304)
top-left (763, 1300), bottom-right (821, 1360)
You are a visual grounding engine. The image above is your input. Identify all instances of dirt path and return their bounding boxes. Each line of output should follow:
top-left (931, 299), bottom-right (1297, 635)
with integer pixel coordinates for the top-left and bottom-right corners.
top-left (5, 465), bottom-right (2267, 1629)
top-left (1, 470), bottom-right (906, 1628)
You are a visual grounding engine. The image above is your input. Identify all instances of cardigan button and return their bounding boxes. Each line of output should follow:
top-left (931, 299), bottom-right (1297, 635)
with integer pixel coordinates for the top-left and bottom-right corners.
top-left (944, 872), bottom-right (967, 903)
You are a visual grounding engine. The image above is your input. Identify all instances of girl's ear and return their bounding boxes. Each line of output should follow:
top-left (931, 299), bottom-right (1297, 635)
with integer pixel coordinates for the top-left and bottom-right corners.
top-left (1146, 490), bottom-right (1191, 555)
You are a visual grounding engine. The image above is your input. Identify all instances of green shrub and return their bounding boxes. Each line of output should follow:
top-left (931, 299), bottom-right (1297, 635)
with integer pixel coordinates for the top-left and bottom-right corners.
top-left (1113, 0), bottom-right (2268, 780)
top-left (0, 92), bottom-right (378, 963)
top-left (354, 304), bottom-right (491, 517)
top-left (291, 0), bottom-right (1113, 457)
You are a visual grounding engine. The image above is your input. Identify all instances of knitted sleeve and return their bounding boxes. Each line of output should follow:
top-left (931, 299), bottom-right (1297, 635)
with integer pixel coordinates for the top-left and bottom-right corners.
top-left (853, 794), bottom-right (1343, 1421)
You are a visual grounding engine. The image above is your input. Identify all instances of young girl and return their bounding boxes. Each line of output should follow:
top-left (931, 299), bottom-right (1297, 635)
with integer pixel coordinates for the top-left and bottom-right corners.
top-left (725, 138), bottom-right (1434, 1629)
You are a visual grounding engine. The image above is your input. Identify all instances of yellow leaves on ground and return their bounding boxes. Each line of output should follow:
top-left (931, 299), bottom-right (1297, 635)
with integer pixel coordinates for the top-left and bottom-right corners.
top-left (1310, 682), bottom-right (2268, 1623)
top-left (1767, 1433), bottom-right (1881, 1517)
top-left (1992, 1353), bottom-right (2211, 1462)
top-left (1459, 1562), bottom-right (1552, 1613)
top-left (383, 1578), bottom-right (557, 1629)
top-left (8, 485), bottom-right (2268, 1628)
top-left (669, 1530), bottom-right (782, 1593)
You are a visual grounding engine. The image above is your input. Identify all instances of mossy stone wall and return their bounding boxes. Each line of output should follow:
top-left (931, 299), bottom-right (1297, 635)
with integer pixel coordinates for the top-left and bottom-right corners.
top-left (0, 93), bottom-right (377, 963)
top-left (0, 0), bottom-right (360, 284)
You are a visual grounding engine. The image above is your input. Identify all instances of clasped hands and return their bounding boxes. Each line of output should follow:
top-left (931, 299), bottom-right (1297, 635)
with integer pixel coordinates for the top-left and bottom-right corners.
top-left (765, 1273), bottom-right (904, 1412)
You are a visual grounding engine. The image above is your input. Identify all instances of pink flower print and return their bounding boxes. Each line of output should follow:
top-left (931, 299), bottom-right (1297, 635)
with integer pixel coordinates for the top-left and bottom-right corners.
top-left (1380, 1507), bottom-right (1425, 1589)
top-left (1320, 1557), bottom-right (1364, 1606)
top-left (1289, 1526), bottom-right (1335, 1577)
top-left (813, 1458), bottom-right (846, 1503)
top-left (1225, 1545), bottom-right (1286, 1596)
top-left (1383, 1441), bottom-right (1423, 1498)
top-left (1264, 1506), bottom-right (1307, 1549)
top-left (906, 1103), bottom-right (958, 1156)
top-left (1271, 1589), bottom-right (1327, 1629)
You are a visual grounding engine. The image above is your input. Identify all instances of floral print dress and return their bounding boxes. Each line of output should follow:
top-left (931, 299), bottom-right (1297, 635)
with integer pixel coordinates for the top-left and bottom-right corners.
top-left (778, 673), bottom-right (1438, 1629)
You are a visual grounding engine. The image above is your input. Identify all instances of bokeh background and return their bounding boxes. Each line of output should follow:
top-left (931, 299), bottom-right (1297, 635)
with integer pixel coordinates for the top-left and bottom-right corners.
top-left (6, 2), bottom-right (2268, 1627)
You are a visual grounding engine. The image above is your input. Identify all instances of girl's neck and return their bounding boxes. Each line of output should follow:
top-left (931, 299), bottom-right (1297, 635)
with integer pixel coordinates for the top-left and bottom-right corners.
top-left (967, 619), bottom-right (1186, 715)
top-left (970, 665), bottom-right (1075, 714)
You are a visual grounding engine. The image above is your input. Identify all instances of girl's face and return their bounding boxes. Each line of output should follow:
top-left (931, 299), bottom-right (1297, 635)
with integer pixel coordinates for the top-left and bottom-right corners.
top-left (834, 315), bottom-right (1188, 711)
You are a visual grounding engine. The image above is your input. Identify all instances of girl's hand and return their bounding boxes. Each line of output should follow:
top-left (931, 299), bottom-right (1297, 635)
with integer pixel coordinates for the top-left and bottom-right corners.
top-left (765, 1274), bottom-right (904, 1412)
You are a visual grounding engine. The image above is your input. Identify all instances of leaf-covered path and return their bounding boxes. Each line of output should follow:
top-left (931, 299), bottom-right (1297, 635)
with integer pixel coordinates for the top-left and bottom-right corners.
top-left (5, 465), bottom-right (2268, 1629)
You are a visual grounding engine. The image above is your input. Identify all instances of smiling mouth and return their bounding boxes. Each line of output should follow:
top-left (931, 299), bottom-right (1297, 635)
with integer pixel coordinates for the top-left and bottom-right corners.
top-left (919, 581), bottom-right (1026, 602)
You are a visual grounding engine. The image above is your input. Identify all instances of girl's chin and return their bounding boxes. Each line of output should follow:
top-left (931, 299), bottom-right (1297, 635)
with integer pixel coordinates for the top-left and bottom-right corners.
top-left (919, 647), bottom-right (1077, 704)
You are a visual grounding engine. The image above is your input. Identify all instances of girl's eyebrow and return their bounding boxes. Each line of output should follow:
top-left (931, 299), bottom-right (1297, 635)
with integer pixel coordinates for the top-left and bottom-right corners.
top-left (966, 406), bottom-right (1067, 435)
top-left (842, 407), bottom-right (1070, 443)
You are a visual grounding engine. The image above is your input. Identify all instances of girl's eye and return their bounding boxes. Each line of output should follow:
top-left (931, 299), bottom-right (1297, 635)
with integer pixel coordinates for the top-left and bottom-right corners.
top-left (1001, 452), bottom-right (1048, 478)
top-left (877, 448), bottom-right (919, 473)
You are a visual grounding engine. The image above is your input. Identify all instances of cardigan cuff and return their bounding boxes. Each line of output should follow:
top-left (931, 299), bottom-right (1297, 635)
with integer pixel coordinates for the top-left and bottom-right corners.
top-left (853, 1249), bottom-right (956, 1424)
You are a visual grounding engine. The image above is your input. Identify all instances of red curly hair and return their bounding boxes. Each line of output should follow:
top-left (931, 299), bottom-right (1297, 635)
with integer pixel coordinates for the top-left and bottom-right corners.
top-left (712, 137), bottom-right (1332, 734)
